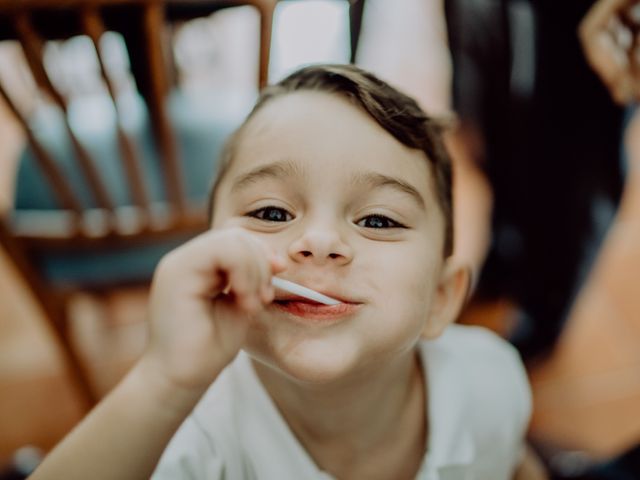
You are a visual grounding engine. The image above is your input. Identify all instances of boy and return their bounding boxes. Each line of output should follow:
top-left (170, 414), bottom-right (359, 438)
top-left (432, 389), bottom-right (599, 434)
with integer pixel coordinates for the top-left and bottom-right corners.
top-left (30, 64), bottom-right (537, 479)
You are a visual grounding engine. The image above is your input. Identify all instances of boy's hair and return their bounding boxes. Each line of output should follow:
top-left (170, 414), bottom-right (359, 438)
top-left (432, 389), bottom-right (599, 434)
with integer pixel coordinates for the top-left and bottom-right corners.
top-left (209, 64), bottom-right (454, 257)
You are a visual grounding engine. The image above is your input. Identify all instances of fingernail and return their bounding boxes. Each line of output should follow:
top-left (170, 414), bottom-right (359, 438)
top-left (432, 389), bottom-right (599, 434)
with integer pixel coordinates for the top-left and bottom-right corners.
top-left (270, 253), bottom-right (287, 270)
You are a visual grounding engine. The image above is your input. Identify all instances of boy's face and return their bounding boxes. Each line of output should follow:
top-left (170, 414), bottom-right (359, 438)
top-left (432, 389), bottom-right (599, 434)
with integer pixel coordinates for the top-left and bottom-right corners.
top-left (212, 91), bottom-right (454, 384)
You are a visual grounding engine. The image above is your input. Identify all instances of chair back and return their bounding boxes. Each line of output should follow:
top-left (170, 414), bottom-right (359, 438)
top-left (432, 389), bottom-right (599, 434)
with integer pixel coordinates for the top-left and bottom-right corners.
top-left (0, 0), bottom-right (275, 282)
top-left (0, 0), bottom-right (275, 404)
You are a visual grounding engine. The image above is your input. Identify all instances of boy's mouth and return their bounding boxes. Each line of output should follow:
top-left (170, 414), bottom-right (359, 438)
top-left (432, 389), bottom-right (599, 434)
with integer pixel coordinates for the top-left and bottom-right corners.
top-left (272, 296), bottom-right (361, 321)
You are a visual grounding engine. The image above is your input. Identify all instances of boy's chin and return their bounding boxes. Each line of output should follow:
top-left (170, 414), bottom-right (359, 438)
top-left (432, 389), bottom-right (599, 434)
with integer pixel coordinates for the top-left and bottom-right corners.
top-left (246, 340), bottom-right (362, 386)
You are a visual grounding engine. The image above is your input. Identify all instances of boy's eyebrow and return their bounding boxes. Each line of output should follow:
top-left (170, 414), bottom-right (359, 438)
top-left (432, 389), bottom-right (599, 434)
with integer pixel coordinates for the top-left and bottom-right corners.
top-left (230, 159), bottom-right (303, 192)
top-left (351, 172), bottom-right (426, 210)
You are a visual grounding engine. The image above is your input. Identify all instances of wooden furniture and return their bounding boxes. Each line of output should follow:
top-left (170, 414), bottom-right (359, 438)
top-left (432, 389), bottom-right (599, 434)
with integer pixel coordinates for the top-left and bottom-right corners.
top-left (0, 0), bottom-right (276, 407)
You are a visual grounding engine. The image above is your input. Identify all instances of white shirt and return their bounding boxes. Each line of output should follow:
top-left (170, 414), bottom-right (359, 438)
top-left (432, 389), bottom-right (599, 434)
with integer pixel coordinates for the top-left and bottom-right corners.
top-left (153, 325), bottom-right (531, 480)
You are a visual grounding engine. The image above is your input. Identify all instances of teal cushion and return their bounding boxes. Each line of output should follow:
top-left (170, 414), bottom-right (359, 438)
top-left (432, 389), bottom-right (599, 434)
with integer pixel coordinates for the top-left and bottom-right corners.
top-left (34, 236), bottom-right (188, 287)
top-left (13, 89), bottom-right (255, 287)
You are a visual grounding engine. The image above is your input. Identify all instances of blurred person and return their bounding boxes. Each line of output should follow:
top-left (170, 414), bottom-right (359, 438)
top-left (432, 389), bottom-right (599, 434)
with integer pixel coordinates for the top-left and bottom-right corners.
top-left (565, 3), bottom-right (640, 476)
top-left (444, 0), bottom-right (626, 362)
top-left (28, 64), bottom-right (543, 480)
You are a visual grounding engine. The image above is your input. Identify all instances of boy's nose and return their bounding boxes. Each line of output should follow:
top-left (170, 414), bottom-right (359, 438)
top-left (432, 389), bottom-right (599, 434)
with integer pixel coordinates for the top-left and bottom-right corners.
top-left (288, 228), bottom-right (353, 266)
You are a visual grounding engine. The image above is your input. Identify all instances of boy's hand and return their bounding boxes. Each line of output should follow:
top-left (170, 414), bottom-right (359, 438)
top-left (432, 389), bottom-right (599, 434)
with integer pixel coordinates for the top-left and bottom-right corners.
top-left (29, 229), bottom-right (284, 480)
top-left (145, 228), bottom-right (284, 394)
top-left (579, 0), bottom-right (640, 104)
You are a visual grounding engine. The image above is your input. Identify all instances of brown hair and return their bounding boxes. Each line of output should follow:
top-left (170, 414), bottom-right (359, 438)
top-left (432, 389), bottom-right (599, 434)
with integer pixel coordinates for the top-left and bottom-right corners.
top-left (209, 64), bottom-right (453, 257)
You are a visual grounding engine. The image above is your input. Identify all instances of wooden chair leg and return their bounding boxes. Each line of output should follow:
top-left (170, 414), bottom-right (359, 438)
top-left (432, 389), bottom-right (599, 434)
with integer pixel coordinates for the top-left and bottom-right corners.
top-left (47, 301), bottom-right (98, 410)
top-left (0, 223), bottom-right (97, 408)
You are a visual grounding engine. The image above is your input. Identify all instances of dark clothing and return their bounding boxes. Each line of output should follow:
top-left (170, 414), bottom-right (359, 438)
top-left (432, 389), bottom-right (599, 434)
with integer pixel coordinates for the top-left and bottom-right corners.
top-left (445, 0), bottom-right (625, 359)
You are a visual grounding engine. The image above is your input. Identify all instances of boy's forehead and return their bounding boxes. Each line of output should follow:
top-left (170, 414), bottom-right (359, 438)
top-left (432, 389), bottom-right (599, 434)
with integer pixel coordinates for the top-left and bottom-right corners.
top-left (210, 90), bottom-right (445, 225)
top-left (228, 91), bottom-right (432, 183)
top-left (241, 90), bottom-right (373, 142)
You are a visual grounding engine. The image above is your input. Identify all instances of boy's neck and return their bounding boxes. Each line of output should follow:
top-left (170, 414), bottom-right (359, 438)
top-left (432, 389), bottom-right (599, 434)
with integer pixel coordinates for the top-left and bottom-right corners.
top-left (251, 349), bottom-right (427, 480)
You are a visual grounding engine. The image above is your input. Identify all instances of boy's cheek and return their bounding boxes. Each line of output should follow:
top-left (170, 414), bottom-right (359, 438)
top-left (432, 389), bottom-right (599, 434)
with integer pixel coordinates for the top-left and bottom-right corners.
top-left (352, 258), bottom-right (439, 320)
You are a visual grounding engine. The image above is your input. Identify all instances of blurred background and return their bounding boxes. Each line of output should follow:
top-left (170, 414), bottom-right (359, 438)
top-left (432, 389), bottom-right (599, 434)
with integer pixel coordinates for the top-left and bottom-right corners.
top-left (1, 0), bottom-right (640, 478)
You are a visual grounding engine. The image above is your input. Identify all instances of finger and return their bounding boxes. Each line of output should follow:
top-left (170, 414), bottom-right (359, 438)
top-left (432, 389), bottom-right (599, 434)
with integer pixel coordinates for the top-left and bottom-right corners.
top-left (580, 0), bottom-right (633, 39)
top-left (224, 264), bottom-right (265, 313)
top-left (614, 17), bottom-right (634, 51)
top-left (580, 1), bottom-right (633, 81)
top-left (269, 252), bottom-right (288, 273)
top-left (167, 230), bottom-right (263, 292)
top-left (585, 31), bottom-right (630, 96)
top-left (620, 2), bottom-right (640, 33)
top-left (231, 233), bottom-right (281, 305)
top-left (257, 254), bottom-right (289, 304)
top-left (217, 237), bottom-right (274, 313)
top-left (243, 236), bottom-right (278, 306)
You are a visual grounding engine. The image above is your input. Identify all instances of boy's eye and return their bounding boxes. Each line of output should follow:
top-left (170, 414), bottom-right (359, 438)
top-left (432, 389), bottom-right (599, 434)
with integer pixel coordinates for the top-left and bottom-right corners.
top-left (357, 214), bottom-right (406, 229)
top-left (247, 206), bottom-right (293, 222)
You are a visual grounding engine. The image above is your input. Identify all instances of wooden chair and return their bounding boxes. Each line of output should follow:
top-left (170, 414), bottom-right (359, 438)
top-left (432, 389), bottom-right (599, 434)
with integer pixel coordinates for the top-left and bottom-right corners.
top-left (0, 0), bottom-right (276, 408)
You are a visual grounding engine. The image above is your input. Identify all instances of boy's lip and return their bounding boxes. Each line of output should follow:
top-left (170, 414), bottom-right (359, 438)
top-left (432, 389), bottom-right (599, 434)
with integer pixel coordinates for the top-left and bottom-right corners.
top-left (273, 282), bottom-right (362, 326)
top-left (271, 298), bottom-right (363, 321)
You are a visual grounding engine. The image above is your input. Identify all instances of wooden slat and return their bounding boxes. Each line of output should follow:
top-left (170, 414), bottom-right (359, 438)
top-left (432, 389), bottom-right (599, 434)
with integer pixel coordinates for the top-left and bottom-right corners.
top-left (14, 11), bottom-right (116, 215)
top-left (0, 0), bottom-right (162, 10)
top-left (142, 2), bottom-right (186, 216)
top-left (0, 81), bottom-right (84, 226)
top-left (349, 0), bottom-right (365, 63)
top-left (251, 0), bottom-right (274, 88)
top-left (81, 6), bottom-right (152, 220)
top-left (12, 204), bottom-right (207, 249)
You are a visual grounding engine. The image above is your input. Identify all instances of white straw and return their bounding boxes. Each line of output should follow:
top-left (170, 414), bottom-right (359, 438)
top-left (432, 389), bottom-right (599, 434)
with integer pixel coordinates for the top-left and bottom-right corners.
top-left (271, 277), bottom-right (340, 306)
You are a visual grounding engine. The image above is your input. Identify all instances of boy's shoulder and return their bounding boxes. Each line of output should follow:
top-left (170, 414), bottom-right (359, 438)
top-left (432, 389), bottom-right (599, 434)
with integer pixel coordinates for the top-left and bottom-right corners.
top-left (424, 323), bottom-right (522, 362)
top-left (419, 325), bottom-right (531, 479)
top-left (419, 323), bottom-right (530, 410)
top-left (417, 324), bottom-right (531, 477)
top-left (420, 324), bottom-right (531, 428)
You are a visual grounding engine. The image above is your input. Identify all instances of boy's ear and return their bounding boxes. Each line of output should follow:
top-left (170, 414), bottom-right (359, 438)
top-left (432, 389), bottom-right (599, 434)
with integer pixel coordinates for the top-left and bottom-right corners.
top-left (422, 260), bottom-right (471, 339)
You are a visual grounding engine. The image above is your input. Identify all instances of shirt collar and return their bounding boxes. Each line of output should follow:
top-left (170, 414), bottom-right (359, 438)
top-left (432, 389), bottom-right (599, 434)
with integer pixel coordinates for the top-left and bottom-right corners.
top-left (232, 343), bottom-right (475, 480)
top-left (233, 352), bottom-right (327, 479)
